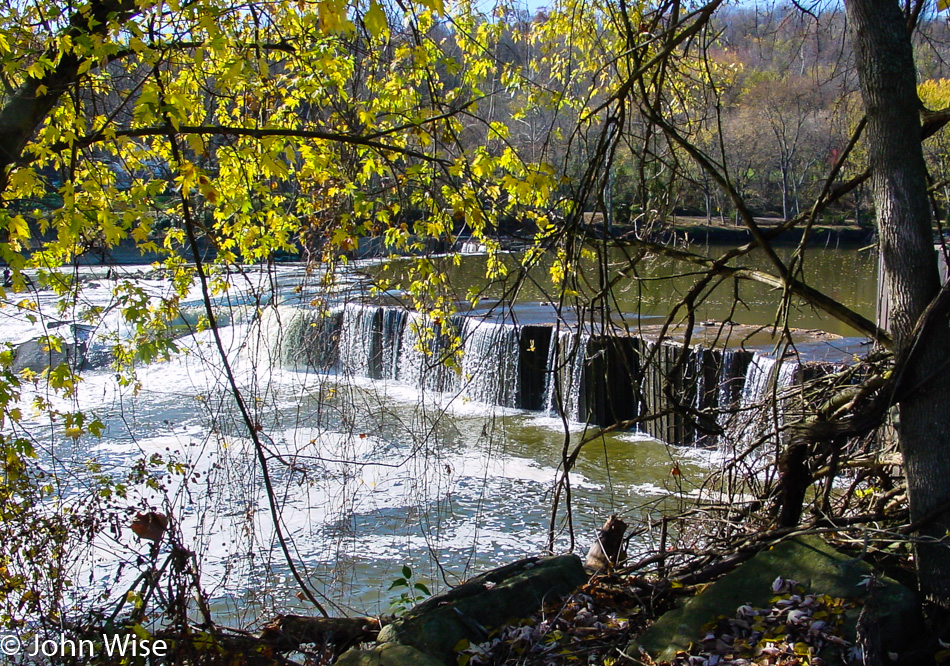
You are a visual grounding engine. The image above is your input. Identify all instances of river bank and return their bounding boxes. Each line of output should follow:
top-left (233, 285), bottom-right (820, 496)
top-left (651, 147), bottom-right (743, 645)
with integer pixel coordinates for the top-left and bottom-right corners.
top-left (3, 212), bottom-right (875, 268)
top-left (667, 215), bottom-right (874, 247)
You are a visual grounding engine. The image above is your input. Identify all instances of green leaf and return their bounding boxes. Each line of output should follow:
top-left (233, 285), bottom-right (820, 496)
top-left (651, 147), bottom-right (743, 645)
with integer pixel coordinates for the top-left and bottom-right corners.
top-left (88, 419), bottom-right (105, 438)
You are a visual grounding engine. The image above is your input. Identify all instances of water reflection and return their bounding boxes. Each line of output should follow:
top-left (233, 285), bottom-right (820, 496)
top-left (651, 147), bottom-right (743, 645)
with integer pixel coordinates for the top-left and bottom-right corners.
top-left (368, 244), bottom-right (877, 337)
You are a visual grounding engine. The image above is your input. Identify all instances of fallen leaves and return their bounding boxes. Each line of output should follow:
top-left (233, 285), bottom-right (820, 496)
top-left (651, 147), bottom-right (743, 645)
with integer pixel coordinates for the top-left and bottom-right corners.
top-left (458, 575), bottom-right (651, 665)
top-left (667, 577), bottom-right (856, 666)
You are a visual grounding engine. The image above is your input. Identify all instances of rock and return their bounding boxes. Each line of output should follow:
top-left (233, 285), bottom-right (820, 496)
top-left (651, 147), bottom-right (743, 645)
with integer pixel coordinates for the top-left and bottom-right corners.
top-left (82, 344), bottom-right (114, 369)
top-left (377, 554), bottom-right (588, 664)
top-left (10, 324), bottom-right (113, 373)
top-left (636, 535), bottom-right (919, 662)
top-left (335, 643), bottom-right (443, 666)
top-left (12, 337), bottom-right (85, 373)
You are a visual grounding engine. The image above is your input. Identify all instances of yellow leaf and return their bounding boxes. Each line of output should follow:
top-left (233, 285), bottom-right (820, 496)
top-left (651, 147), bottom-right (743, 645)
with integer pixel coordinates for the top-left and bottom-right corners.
top-left (8, 215), bottom-right (30, 241)
top-left (417, 0), bottom-right (445, 14)
top-left (365, 0), bottom-right (388, 39)
top-left (319, 0), bottom-right (354, 33)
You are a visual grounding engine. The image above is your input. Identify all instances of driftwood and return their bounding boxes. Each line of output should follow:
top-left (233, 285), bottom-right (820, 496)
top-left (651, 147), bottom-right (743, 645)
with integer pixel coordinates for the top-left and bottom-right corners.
top-left (259, 614), bottom-right (384, 654)
top-left (585, 515), bottom-right (628, 571)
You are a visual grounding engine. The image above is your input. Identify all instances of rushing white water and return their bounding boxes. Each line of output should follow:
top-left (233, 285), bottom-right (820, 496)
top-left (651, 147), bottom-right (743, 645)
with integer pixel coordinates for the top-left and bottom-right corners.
top-left (542, 328), bottom-right (590, 422)
top-left (6, 265), bottom-right (826, 625)
top-left (724, 351), bottom-right (802, 449)
top-left (338, 302), bottom-right (380, 378)
top-left (458, 240), bottom-right (487, 254)
top-left (459, 317), bottom-right (520, 407)
top-left (739, 353), bottom-right (800, 406)
top-left (13, 314), bottom-right (629, 621)
top-left (717, 347), bottom-right (742, 410)
top-left (396, 311), bottom-right (460, 393)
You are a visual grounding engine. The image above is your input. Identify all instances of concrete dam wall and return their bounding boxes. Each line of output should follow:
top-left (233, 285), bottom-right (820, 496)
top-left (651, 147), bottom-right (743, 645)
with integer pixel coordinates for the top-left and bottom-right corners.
top-left (259, 302), bottom-right (833, 446)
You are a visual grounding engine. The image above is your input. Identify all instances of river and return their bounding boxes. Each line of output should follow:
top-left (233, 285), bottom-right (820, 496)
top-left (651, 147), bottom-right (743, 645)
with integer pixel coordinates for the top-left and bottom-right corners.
top-left (2, 243), bottom-right (877, 625)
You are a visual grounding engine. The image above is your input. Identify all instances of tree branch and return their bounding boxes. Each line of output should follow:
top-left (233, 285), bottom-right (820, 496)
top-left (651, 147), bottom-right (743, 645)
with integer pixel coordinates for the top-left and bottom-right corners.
top-left (42, 124), bottom-right (452, 166)
top-left (0, 0), bottom-right (141, 192)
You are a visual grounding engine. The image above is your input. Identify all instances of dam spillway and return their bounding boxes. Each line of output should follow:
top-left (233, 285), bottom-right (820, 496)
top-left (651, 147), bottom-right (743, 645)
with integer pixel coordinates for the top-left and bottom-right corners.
top-left (259, 301), bottom-right (847, 446)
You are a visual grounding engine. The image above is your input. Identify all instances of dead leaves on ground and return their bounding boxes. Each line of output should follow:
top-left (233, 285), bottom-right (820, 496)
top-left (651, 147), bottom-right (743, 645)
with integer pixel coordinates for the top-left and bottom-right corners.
top-left (455, 575), bottom-right (858, 666)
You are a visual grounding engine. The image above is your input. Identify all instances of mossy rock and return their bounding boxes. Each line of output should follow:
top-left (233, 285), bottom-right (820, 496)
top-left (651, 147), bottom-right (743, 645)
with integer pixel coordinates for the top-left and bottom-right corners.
top-left (335, 643), bottom-right (444, 666)
top-left (377, 554), bottom-right (587, 664)
top-left (637, 535), bottom-right (918, 662)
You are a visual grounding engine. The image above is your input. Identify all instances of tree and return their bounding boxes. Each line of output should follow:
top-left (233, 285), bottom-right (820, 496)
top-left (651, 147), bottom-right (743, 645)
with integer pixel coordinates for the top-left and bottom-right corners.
top-left (846, 0), bottom-right (950, 609)
top-left (536, 0), bottom-right (950, 619)
top-left (0, 0), bottom-right (554, 641)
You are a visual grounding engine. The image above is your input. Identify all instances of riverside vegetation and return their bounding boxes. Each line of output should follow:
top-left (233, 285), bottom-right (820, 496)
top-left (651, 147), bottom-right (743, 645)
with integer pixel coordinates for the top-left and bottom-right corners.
top-left (1, 0), bottom-right (950, 663)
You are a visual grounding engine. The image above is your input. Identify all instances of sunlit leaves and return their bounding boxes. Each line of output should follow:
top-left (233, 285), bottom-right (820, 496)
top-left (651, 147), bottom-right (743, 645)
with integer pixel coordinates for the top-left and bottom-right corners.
top-left (0, 0), bottom-right (576, 632)
top-left (364, 0), bottom-right (389, 38)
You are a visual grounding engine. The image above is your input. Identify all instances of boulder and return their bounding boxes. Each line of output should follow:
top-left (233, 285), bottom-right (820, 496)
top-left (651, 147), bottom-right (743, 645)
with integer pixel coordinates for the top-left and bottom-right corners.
top-left (12, 337), bottom-right (85, 373)
top-left (636, 535), bottom-right (919, 662)
top-left (335, 644), bottom-right (443, 666)
top-left (375, 554), bottom-right (587, 664)
top-left (11, 324), bottom-right (113, 373)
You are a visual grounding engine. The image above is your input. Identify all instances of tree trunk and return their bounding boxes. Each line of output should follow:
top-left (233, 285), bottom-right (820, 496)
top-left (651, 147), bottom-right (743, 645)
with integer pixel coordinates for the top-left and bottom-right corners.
top-left (781, 161), bottom-right (791, 222)
top-left (0, 0), bottom-right (139, 193)
top-left (847, 0), bottom-right (950, 608)
top-left (584, 514), bottom-right (628, 571)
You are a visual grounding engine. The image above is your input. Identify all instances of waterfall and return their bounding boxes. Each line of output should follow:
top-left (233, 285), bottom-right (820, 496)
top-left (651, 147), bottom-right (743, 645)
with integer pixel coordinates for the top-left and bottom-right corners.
top-left (396, 311), bottom-right (426, 389)
top-left (244, 300), bottom-right (830, 447)
top-left (640, 340), bottom-right (672, 442)
top-left (738, 353), bottom-right (799, 406)
top-left (290, 307), bottom-right (340, 371)
top-left (724, 351), bottom-right (802, 448)
top-left (459, 318), bottom-right (520, 407)
top-left (717, 349), bottom-right (746, 410)
top-left (739, 353), bottom-right (777, 406)
top-left (396, 311), bottom-right (460, 393)
top-left (776, 358), bottom-right (800, 388)
top-left (458, 240), bottom-right (487, 254)
top-left (542, 328), bottom-right (589, 422)
top-left (693, 346), bottom-right (706, 411)
top-left (381, 307), bottom-right (407, 380)
top-left (337, 302), bottom-right (381, 378)
top-left (246, 305), bottom-right (336, 370)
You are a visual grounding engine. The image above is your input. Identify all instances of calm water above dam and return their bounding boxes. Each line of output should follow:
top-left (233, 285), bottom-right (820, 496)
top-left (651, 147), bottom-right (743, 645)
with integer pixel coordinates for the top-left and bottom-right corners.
top-left (4, 243), bottom-right (877, 624)
top-left (366, 244), bottom-right (877, 337)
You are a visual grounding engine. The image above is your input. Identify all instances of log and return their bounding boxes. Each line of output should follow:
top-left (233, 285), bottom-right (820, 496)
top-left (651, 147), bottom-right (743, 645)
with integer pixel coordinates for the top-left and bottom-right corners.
top-left (259, 615), bottom-right (383, 653)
